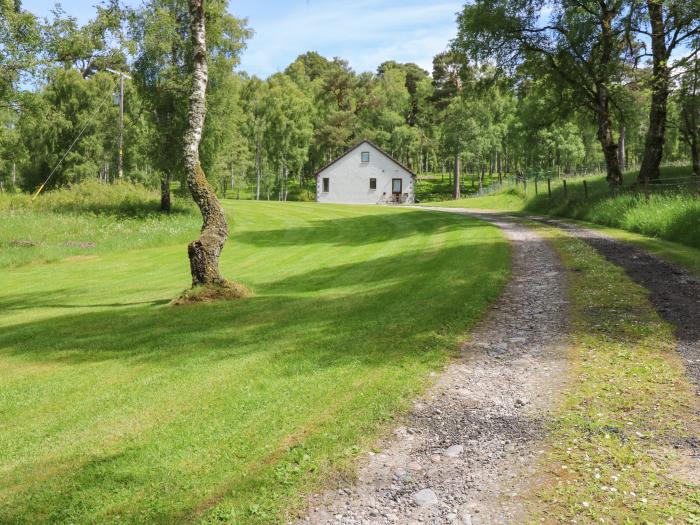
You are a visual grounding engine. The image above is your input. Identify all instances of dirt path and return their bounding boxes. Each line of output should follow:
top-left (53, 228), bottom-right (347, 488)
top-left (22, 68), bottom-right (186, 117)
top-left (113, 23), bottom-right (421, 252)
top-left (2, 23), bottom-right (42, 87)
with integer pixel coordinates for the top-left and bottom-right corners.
top-left (532, 217), bottom-right (700, 392)
top-left (299, 211), bottom-right (569, 525)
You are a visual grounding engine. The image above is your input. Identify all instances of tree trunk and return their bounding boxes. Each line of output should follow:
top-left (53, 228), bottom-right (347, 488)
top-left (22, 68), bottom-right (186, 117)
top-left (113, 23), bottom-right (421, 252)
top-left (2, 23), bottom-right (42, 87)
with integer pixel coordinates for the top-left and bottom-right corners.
top-left (618, 126), bottom-right (626, 172)
top-left (160, 173), bottom-right (172, 213)
top-left (595, 86), bottom-right (623, 186)
top-left (453, 152), bottom-right (461, 199)
top-left (255, 145), bottom-right (261, 200)
top-left (639, 0), bottom-right (669, 182)
top-left (691, 135), bottom-right (700, 179)
top-left (184, 0), bottom-right (228, 287)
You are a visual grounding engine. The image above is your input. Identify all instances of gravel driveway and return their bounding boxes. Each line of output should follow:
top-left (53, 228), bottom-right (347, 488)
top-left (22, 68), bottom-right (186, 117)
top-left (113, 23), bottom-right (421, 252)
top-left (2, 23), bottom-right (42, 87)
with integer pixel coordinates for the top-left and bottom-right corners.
top-left (299, 210), bottom-right (570, 525)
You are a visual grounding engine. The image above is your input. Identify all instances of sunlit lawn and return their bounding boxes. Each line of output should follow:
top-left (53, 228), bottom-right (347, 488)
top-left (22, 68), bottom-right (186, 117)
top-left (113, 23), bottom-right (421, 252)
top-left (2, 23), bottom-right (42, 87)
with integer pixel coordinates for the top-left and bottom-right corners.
top-left (0, 201), bottom-right (509, 524)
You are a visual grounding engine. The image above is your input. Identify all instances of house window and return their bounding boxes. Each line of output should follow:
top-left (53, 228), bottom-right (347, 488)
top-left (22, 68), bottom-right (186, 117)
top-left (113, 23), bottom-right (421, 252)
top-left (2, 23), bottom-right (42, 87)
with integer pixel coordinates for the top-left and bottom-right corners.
top-left (361, 151), bottom-right (370, 163)
top-left (322, 178), bottom-right (330, 193)
top-left (369, 178), bottom-right (377, 190)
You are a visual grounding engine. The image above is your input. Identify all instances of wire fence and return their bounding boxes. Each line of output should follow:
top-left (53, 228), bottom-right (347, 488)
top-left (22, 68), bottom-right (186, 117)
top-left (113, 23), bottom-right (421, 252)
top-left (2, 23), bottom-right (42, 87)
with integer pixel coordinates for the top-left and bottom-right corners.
top-left (466, 169), bottom-right (700, 201)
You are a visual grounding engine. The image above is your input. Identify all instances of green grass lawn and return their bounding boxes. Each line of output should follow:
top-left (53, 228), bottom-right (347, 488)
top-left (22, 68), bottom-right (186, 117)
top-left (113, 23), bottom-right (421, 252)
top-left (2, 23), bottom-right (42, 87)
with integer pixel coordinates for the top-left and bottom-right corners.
top-left (0, 200), bottom-right (509, 524)
top-left (420, 188), bottom-right (527, 211)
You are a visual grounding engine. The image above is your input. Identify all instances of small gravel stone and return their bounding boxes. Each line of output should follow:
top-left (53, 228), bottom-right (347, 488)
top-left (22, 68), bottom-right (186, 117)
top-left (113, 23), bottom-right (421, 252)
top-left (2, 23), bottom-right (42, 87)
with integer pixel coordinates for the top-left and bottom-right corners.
top-left (444, 445), bottom-right (464, 458)
top-left (413, 488), bottom-right (438, 507)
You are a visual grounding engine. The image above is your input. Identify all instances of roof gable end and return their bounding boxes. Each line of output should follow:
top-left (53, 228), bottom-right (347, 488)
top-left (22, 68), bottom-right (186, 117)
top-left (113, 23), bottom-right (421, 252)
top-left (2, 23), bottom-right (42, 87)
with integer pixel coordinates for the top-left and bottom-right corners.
top-left (314, 140), bottom-right (417, 178)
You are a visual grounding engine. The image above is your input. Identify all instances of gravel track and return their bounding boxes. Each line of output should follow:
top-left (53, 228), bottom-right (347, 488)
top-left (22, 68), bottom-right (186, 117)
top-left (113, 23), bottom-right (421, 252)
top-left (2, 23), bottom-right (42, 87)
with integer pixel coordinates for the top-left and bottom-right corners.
top-left (299, 210), bottom-right (569, 525)
top-left (536, 218), bottom-right (700, 393)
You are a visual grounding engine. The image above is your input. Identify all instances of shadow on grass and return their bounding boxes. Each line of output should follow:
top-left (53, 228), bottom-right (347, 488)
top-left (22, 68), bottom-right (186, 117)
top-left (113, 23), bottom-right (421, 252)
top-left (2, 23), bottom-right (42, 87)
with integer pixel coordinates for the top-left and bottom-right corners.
top-left (0, 210), bottom-right (511, 524)
top-left (0, 241), bottom-right (507, 369)
top-left (0, 290), bottom-right (170, 311)
top-left (234, 209), bottom-right (485, 247)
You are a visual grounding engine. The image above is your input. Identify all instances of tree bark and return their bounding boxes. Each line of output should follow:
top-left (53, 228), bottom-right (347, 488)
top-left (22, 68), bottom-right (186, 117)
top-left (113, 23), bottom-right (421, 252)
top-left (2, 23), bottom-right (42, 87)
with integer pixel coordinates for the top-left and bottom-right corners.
top-left (184, 0), bottom-right (229, 287)
top-left (618, 126), bottom-right (626, 172)
top-left (639, 0), bottom-right (670, 182)
top-left (595, 85), bottom-right (623, 186)
top-left (255, 145), bottom-right (261, 201)
top-left (453, 152), bottom-right (461, 199)
top-left (160, 173), bottom-right (172, 213)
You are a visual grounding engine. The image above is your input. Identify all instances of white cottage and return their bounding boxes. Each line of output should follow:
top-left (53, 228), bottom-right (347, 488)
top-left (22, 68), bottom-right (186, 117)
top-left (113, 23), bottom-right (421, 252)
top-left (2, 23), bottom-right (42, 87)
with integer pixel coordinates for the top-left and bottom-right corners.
top-left (315, 140), bottom-right (416, 205)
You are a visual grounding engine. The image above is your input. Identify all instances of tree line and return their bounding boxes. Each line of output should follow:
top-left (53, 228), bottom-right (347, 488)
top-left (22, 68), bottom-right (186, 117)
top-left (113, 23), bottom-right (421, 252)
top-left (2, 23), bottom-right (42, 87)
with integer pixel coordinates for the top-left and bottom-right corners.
top-left (1, 0), bottom-right (699, 206)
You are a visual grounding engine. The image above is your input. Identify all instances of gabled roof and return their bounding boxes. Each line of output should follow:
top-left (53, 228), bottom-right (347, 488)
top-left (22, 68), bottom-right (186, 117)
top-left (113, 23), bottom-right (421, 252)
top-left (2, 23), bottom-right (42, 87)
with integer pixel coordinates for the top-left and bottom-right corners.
top-left (314, 139), bottom-right (417, 178)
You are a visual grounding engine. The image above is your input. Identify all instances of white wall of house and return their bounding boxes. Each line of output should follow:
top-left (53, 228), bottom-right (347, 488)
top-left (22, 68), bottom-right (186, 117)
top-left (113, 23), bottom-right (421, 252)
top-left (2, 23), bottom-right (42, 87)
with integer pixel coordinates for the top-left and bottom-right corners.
top-left (316, 141), bottom-right (415, 205)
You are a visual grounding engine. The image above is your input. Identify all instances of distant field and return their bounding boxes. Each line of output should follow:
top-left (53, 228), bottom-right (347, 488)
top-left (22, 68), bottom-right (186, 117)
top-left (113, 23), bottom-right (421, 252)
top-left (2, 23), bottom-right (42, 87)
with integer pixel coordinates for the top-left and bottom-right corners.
top-left (0, 199), bottom-right (509, 524)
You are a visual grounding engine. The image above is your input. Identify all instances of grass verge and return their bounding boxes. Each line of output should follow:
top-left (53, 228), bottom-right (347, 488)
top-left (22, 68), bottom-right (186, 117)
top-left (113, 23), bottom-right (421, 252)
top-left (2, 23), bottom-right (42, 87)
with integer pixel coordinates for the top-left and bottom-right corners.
top-left (0, 200), bottom-right (509, 524)
top-left (421, 166), bottom-right (700, 250)
top-left (558, 219), bottom-right (700, 279)
top-left (530, 224), bottom-right (700, 522)
top-left (0, 181), bottom-right (198, 269)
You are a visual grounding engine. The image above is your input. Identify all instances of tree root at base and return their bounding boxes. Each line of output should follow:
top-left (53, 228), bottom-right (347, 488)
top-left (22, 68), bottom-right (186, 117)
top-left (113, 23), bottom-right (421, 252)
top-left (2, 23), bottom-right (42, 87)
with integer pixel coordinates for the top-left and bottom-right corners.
top-left (170, 281), bottom-right (252, 306)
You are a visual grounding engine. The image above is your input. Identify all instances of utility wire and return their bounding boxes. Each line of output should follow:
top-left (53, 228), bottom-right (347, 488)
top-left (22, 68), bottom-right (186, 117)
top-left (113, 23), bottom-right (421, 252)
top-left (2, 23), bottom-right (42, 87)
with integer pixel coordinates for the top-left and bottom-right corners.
top-left (32, 77), bottom-right (118, 201)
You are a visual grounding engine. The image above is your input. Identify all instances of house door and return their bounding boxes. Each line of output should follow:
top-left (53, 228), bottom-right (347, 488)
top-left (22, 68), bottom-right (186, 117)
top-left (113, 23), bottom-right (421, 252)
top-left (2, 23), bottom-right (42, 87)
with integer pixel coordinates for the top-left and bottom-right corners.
top-left (392, 178), bottom-right (402, 202)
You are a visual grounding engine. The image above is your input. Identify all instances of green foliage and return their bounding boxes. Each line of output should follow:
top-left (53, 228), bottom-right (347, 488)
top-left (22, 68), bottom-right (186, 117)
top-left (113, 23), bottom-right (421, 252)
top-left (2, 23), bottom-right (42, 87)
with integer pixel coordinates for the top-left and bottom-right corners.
top-left (0, 0), bottom-right (41, 102)
top-left (129, 0), bottom-right (252, 190)
top-left (1, 0), bottom-right (697, 203)
top-left (445, 166), bottom-right (700, 248)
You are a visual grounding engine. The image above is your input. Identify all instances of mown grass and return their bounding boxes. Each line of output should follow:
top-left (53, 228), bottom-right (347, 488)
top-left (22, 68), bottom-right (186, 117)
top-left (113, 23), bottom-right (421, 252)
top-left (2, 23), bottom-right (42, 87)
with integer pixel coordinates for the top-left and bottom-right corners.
top-left (0, 181), bottom-right (198, 268)
top-left (425, 166), bottom-right (700, 249)
top-left (531, 225), bottom-right (700, 523)
top-left (0, 199), bottom-right (510, 524)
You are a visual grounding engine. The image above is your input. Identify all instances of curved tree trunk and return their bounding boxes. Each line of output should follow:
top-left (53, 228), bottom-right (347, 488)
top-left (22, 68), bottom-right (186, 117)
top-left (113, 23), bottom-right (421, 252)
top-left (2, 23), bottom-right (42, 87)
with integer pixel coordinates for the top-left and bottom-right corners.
top-left (184, 0), bottom-right (228, 287)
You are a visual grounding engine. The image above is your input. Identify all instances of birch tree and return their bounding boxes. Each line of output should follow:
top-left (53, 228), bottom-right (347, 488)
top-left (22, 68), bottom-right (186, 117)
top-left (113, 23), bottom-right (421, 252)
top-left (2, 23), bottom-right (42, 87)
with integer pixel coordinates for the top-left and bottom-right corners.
top-left (183, 0), bottom-right (228, 287)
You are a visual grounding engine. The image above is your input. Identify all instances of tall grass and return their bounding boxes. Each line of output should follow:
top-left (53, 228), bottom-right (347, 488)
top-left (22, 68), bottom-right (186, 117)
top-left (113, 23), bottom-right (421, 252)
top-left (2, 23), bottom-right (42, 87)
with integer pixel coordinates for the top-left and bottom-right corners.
top-left (0, 181), bottom-right (199, 268)
top-left (521, 168), bottom-right (700, 248)
top-left (439, 166), bottom-right (700, 249)
top-left (1, 179), bottom-right (194, 216)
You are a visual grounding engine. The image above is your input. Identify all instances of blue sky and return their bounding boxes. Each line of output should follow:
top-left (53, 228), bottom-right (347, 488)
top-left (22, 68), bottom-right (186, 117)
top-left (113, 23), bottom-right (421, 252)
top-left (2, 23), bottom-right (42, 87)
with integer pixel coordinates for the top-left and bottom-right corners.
top-left (23, 0), bottom-right (463, 77)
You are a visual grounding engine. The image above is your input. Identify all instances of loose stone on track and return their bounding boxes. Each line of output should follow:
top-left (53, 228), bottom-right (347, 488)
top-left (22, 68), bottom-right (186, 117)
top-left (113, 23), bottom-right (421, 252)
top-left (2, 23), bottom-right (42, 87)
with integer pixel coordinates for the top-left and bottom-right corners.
top-left (299, 210), bottom-right (569, 525)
